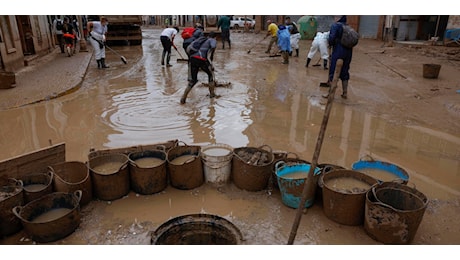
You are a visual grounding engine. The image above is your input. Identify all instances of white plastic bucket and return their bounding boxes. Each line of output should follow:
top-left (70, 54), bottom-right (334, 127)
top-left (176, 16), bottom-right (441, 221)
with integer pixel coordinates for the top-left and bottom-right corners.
top-left (201, 143), bottom-right (233, 186)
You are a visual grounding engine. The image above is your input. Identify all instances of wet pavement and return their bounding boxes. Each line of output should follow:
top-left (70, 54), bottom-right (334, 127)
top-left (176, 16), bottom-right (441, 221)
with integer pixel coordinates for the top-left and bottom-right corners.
top-left (0, 27), bottom-right (459, 246)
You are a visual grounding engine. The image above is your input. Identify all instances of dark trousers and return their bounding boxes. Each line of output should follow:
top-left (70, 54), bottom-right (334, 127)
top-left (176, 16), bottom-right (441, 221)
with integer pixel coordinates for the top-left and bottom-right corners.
top-left (189, 57), bottom-right (214, 87)
top-left (160, 35), bottom-right (172, 64)
top-left (221, 29), bottom-right (231, 45)
top-left (56, 34), bottom-right (64, 53)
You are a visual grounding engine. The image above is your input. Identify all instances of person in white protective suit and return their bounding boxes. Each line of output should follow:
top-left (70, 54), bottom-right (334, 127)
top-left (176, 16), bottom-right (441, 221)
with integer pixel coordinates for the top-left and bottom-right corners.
top-left (305, 31), bottom-right (330, 70)
top-left (87, 16), bottom-right (110, 69)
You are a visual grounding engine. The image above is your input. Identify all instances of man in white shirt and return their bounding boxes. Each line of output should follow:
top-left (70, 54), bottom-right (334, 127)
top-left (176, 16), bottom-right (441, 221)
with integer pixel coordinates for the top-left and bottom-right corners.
top-left (160, 26), bottom-right (179, 67)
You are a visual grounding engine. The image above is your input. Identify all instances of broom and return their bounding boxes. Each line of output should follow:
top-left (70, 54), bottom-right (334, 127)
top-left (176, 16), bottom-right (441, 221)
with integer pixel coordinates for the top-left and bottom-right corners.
top-left (174, 46), bottom-right (188, 62)
top-left (91, 36), bottom-right (128, 64)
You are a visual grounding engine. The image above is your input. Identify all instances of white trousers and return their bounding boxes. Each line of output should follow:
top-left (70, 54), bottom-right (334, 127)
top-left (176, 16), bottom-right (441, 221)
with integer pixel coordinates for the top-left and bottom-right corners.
top-left (89, 32), bottom-right (106, 60)
top-left (290, 33), bottom-right (301, 49)
top-left (307, 39), bottom-right (329, 60)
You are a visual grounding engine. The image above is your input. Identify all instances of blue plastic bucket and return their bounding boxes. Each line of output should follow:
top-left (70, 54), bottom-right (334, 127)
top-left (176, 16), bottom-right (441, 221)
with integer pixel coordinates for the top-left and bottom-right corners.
top-left (352, 158), bottom-right (409, 184)
top-left (275, 161), bottom-right (321, 209)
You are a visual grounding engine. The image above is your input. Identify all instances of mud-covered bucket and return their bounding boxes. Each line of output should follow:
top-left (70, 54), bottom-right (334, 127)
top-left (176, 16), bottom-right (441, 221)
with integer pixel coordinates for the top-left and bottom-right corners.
top-left (321, 169), bottom-right (379, 226)
top-left (423, 63), bottom-right (441, 79)
top-left (128, 148), bottom-right (167, 195)
top-left (0, 178), bottom-right (24, 237)
top-left (88, 153), bottom-right (130, 201)
top-left (232, 145), bottom-right (274, 191)
top-left (201, 143), bottom-right (233, 186)
top-left (352, 156), bottom-right (409, 184)
top-left (12, 190), bottom-right (82, 243)
top-left (364, 181), bottom-right (428, 244)
top-left (271, 152), bottom-right (310, 190)
top-left (167, 141), bottom-right (203, 190)
top-left (50, 161), bottom-right (92, 206)
top-left (21, 172), bottom-right (54, 204)
top-left (151, 213), bottom-right (244, 245)
top-left (316, 163), bottom-right (346, 201)
top-left (275, 161), bottom-right (321, 209)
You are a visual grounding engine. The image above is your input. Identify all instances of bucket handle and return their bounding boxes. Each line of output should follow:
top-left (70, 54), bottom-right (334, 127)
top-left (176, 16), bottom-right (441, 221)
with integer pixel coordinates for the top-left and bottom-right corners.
top-left (183, 155), bottom-right (197, 164)
top-left (258, 144), bottom-right (272, 154)
top-left (285, 152), bottom-right (299, 159)
top-left (275, 160), bottom-right (287, 172)
top-left (73, 190), bottom-right (83, 204)
top-left (12, 206), bottom-right (24, 221)
top-left (177, 141), bottom-right (189, 147)
top-left (359, 154), bottom-right (375, 162)
top-left (46, 170), bottom-right (54, 185)
top-left (7, 178), bottom-right (23, 188)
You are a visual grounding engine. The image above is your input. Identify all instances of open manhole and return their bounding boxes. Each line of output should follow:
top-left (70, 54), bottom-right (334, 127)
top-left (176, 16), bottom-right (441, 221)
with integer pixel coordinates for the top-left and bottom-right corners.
top-left (150, 213), bottom-right (244, 245)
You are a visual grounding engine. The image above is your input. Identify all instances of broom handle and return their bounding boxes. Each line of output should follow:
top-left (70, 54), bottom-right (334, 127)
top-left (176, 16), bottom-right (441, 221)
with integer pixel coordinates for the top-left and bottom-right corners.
top-left (287, 59), bottom-right (344, 245)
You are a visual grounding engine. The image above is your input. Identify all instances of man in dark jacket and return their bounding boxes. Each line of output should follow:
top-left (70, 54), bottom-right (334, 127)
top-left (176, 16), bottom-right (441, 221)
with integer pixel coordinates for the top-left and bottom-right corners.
top-left (217, 15), bottom-right (231, 49)
top-left (325, 15), bottom-right (353, 99)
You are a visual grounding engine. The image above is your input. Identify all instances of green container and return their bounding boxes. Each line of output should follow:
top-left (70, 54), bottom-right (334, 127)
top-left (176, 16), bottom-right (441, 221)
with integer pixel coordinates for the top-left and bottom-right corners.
top-left (298, 15), bottom-right (318, 40)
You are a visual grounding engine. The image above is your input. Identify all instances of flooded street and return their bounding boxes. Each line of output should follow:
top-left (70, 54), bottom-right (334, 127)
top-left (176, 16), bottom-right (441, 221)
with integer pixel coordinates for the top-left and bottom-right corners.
top-left (1, 28), bottom-right (459, 245)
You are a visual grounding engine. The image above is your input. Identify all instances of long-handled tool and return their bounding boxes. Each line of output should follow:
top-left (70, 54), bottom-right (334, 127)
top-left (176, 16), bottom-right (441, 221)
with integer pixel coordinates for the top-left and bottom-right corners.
top-left (247, 37), bottom-right (267, 54)
top-left (173, 46), bottom-right (188, 62)
top-left (287, 59), bottom-right (344, 245)
top-left (312, 57), bottom-right (322, 66)
top-left (91, 36), bottom-right (127, 64)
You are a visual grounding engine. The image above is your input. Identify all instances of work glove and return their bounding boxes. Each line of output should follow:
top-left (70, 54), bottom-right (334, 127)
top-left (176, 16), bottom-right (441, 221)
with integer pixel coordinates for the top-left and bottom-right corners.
top-left (102, 34), bottom-right (106, 42)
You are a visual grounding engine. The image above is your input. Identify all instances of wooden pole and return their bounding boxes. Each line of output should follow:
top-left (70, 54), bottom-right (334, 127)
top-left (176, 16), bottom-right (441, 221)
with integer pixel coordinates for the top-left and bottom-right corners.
top-left (287, 59), bottom-right (344, 245)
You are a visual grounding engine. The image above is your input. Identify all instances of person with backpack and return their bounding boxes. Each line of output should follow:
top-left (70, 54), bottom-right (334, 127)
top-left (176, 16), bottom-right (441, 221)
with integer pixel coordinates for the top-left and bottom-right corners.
top-left (62, 17), bottom-right (76, 56)
top-left (180, 31), bottom-right (218, 104)
top-left (182, 23), bottom-right (204, 53)
top-left (53, 16), bottom-right (65, 53)
top-left (323, 15), bottom-right (354, 99)
top-left (285, 16), bottom-right (300, 57)
top-left (160, 26), bottom-right (179, 67)
top-left (182, 23), bottom-right (204, 81)
top-left (87, 16), bottom-right (110, 69)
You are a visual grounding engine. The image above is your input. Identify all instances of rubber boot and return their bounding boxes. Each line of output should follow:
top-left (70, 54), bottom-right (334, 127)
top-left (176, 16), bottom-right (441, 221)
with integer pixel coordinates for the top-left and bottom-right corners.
top-left (96, 59), bottom-right (101, 69)
top-left (166, 52), bottom-right (172, 67)
top-left (323, 59), bottom-right (328, 70)
top-left (295, 49), bottom-right (299, 57)
top-left (180, 85), bottom-right (193, 104)
top-left (228, 41), bottom-right (231, 49)
top-left (306, 58), bottom-right (311, 67)
top-left (161, 51), bottom-right (165, 65)
top-left (208, 82), bottom-right (216, 98)
top-left (341, 80), bottom-right (348, 99)
top-left (282, 52), bottom-right (289, 64)
top-left (101, 58), bottom-right (109, 69)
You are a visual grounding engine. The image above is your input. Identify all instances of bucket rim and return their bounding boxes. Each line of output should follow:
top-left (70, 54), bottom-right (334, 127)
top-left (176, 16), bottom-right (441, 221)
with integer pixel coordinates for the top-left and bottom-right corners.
top-left (275, 161), bottom-right (321, 179)
top-left (321, 169), bottom-right (379, 194)
top-left (201, 143), bottom-right (234, 157)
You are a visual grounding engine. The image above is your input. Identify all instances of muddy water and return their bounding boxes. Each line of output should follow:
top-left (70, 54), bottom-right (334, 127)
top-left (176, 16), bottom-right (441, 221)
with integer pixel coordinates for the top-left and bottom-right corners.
top-left (133, 157), bottom-right (164, 168)
top-left (31, 208), bottom-right (72, 223)
top-left (0, 29), bottom-right (459, 245)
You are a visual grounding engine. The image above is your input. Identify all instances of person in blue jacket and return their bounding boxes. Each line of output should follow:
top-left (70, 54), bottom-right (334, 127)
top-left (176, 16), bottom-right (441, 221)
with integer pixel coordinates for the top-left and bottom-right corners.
top-left (277, 25), bottom-right (291, 64)
top-left (325, 15), bottom-right (353, 99)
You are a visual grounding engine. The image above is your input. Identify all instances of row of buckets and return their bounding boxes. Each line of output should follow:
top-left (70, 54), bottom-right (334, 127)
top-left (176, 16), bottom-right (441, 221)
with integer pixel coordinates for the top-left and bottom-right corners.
top-left (1, 141), bottom-right (429, 244)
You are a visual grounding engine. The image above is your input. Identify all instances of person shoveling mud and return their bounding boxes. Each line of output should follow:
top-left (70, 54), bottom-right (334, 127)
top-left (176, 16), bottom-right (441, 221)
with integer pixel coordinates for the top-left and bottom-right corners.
top-left (181, 32), bottom-right (219, 104)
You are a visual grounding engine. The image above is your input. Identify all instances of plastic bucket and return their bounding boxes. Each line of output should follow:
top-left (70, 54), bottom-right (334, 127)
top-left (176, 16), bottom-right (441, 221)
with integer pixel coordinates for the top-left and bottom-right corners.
top-left (270, 152), bottom-right (310, 190)
top-left (88, 153), bottom-right (130, 201)
top-left (128, 149), bottom-right (167, 195)
top-left (50, 161), bottom-right (93, 206)
top-left (232, 145), bottom-right (274, 192)
top-left (13, 190), bottom-right (82, 243)
top-left (316, 163), bottom-right (346, 201)
top-left (21, 171), bottom-right (54, 204)
top-left (352, 156), bottom-right (409, 184)
top-left (321, 169), bottom-right (379, 226)
top-left (151, 214), bottom-right (243, 245)
top-left (201, 143), bottom-right (233, 186)
top-left (0, 178), bottom-right (24, 237)
top-left (364, 182), bottom-right (428, 244)
top-left (275, 161), bottom-right (321, 209)
top-left (167, 142), bottom-right (203, 190)
top-left (423, 63), bottom-right (441, 79)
